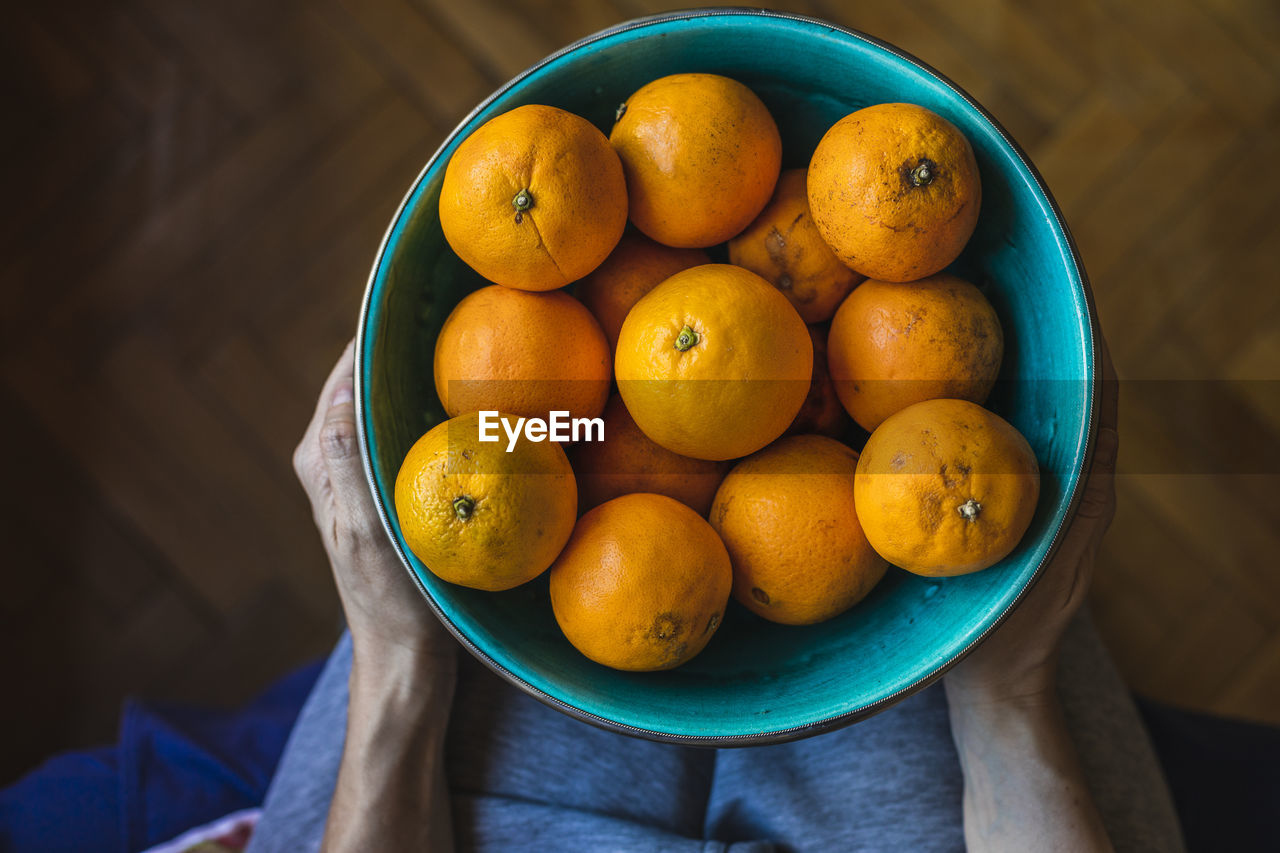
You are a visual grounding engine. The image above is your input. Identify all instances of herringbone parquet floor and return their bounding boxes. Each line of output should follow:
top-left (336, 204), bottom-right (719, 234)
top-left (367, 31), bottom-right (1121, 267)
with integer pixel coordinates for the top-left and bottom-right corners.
top-left (3, 0), bottom-right (1278, 783)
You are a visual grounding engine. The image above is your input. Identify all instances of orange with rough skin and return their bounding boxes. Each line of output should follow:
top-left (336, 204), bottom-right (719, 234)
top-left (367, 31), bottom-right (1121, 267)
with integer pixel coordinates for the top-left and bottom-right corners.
top-left (570, 394), bottom-right (728, 516)
top-left (434, 285), bottom-right (611, 421)
top-left (787, 324), bottom-right (850, 438)
top-left (808, 103), bottom-right (981, 282)
top-left (729, 169), bottom-right (863, 323)
top-left (827, 274), bottom-right (1003, 432)
top-left (549, 493), bottom-right (732, 671)
top-left (854, 399), bottom-right (1040, 577)
top-left (711, 435), bottom-right (888, 625)
top-left (439, 104), bottom-right (627, 291)
top-left (394, 411), bottom-right (578, 591)
top-left (615, 264), bottom-right (812, 461)
top-left (575, 232), bottom-right (709, 352)
top-left (610, 73), bottom-right (782, 248)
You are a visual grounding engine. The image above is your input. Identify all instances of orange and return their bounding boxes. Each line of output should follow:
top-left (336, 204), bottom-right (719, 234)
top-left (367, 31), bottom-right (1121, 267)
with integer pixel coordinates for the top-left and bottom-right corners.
top-left (711, 435), bottom-right (888, 625)
top-left (434, 285), bottom-right (611, 421)
top-left (808, 103), bottom-right (981, 282)
top-left (787, 324), bottom-right (850, 438)
top-left (827, 274), bottom-right (1003, 432)
top-left (615, 264), bottom-right (812, 461)
top-left (854, 399), bottom-right (1040, 576)
top-left (610, 73), bottom-right (782, 248)
top-left (569, 394), bottom-right (728, 516)
top-left (575, 232), bottom-right (709, 353)
top-left (394, 411), bottom-right (578, 591)
top-left (549, 493), bottom-right (732, 671)
top-left (728, 169), bottom-right (864, 323)
top-left (439, 104), bottom-right (627, 291)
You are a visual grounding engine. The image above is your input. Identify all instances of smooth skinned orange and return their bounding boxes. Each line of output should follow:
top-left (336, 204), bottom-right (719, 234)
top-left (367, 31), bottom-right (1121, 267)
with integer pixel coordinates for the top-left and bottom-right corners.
top-left (711, 435), bottom-right (888, 625)
top-left (827, 274), bottom-right (1003, 432)
top-left (549, 493), bottom-right (732, 671)
top-left (575, 231), bottom-right (709, 353)
top-left (854, 399), bottom-right (1040, 576)
top-left (434, 285), bottom-right (611, 421)
top-left (610, 73), bottom-right (782, 248)
top-left (729, 169), bottom-right (863, 323)
top-left (808, 103), bottom-right (981, 282)
top-left (395, 411), bottom-right (578, 591)
top-left (570, 394), bottom-right (728, 516)
top-left (615, 264), bottom-right (812, 461)
top-left (440, 104), bottom-right (628, 291)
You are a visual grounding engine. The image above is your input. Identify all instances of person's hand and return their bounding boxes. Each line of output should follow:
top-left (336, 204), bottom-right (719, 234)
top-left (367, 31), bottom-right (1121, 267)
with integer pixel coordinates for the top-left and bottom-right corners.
top-left (945, 335), bottom-right (1119, 706)
top-left (293, 340), bottom-right (455, 666)
top-left (298, 344), bottom-right (457, 852)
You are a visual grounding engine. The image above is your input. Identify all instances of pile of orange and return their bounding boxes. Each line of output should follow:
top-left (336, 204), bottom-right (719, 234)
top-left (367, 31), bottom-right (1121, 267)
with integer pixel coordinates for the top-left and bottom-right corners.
top-left (394, 75), bottom-right (1041, 672)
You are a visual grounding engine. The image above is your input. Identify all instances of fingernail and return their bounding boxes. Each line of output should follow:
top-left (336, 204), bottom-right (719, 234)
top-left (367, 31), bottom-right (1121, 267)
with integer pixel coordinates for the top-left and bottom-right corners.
top-left (332, 385), bottom-right (354, 406)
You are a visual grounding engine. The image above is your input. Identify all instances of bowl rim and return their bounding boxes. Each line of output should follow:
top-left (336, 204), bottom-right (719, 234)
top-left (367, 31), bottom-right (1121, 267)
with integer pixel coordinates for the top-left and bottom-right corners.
top-left (354, 6), bottom-right (1101, 747)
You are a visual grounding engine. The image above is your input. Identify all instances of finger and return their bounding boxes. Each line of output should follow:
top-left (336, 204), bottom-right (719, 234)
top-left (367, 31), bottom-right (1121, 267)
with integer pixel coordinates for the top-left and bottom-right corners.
top-left (1058, 532), bottom-right (1103, 615)
top-left (305, 339), bottom-right (357, 454)
top-left (1075, 425), bottom-right (1119, 521)
top-left (311, 339), bottom-right (357, 428)
top-left (295, 340), bottom-right (357, 503)
top-left (318, 375), bottom-right (384, 542)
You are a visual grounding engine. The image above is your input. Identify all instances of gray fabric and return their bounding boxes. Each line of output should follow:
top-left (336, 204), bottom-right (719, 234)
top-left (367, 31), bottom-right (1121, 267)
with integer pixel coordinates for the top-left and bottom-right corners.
top-left (704, 686), bottom-right (964, 852)
top-left (247, 630), bottom-right (352, 853)
top-left (1058, 612), bottom-right (1186, 853)
top-left (248, 613), bottom-right (1183, 852)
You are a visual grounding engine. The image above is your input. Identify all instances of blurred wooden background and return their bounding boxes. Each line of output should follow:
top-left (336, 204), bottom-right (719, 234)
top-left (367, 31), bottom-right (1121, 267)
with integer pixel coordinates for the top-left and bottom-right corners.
top-left (3, 0), bottom-right (1277, 783)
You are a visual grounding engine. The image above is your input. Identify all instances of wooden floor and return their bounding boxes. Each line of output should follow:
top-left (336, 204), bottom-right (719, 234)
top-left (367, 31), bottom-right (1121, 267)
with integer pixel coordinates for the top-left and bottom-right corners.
top-left (3, 0), bottom-right (1278, 783)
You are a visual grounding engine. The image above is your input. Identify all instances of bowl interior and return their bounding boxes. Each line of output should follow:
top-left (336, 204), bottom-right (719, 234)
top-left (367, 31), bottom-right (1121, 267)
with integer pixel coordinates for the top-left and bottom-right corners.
top-left (358, 10), bottom-right (1094, 743)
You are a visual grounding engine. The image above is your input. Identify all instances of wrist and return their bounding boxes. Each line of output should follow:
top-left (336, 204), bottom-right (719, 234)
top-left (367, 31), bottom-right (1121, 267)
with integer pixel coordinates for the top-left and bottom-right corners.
top-left (350, 635), bottom-right (457, 706)
top-left (944, 659), bottom-right (1058, 712)
top-left (346, 649), bottom-right (455, 764)
top-left (326, 631), bottom-right (456, 853)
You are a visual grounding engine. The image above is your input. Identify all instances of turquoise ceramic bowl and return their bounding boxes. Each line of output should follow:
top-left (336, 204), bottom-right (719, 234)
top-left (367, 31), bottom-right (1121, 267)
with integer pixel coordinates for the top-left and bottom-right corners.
top-left (355, 9), bottom-right (1099, 745)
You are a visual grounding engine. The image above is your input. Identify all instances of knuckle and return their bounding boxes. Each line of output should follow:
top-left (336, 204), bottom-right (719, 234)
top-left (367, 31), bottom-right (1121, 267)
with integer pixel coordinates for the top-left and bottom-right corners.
top-left (1075, 479), bottom-right (1117, 522)
top-left (320, 417), bottom-right (358, 461)
top-left (1094, 427), bottom-right (1120, 471)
